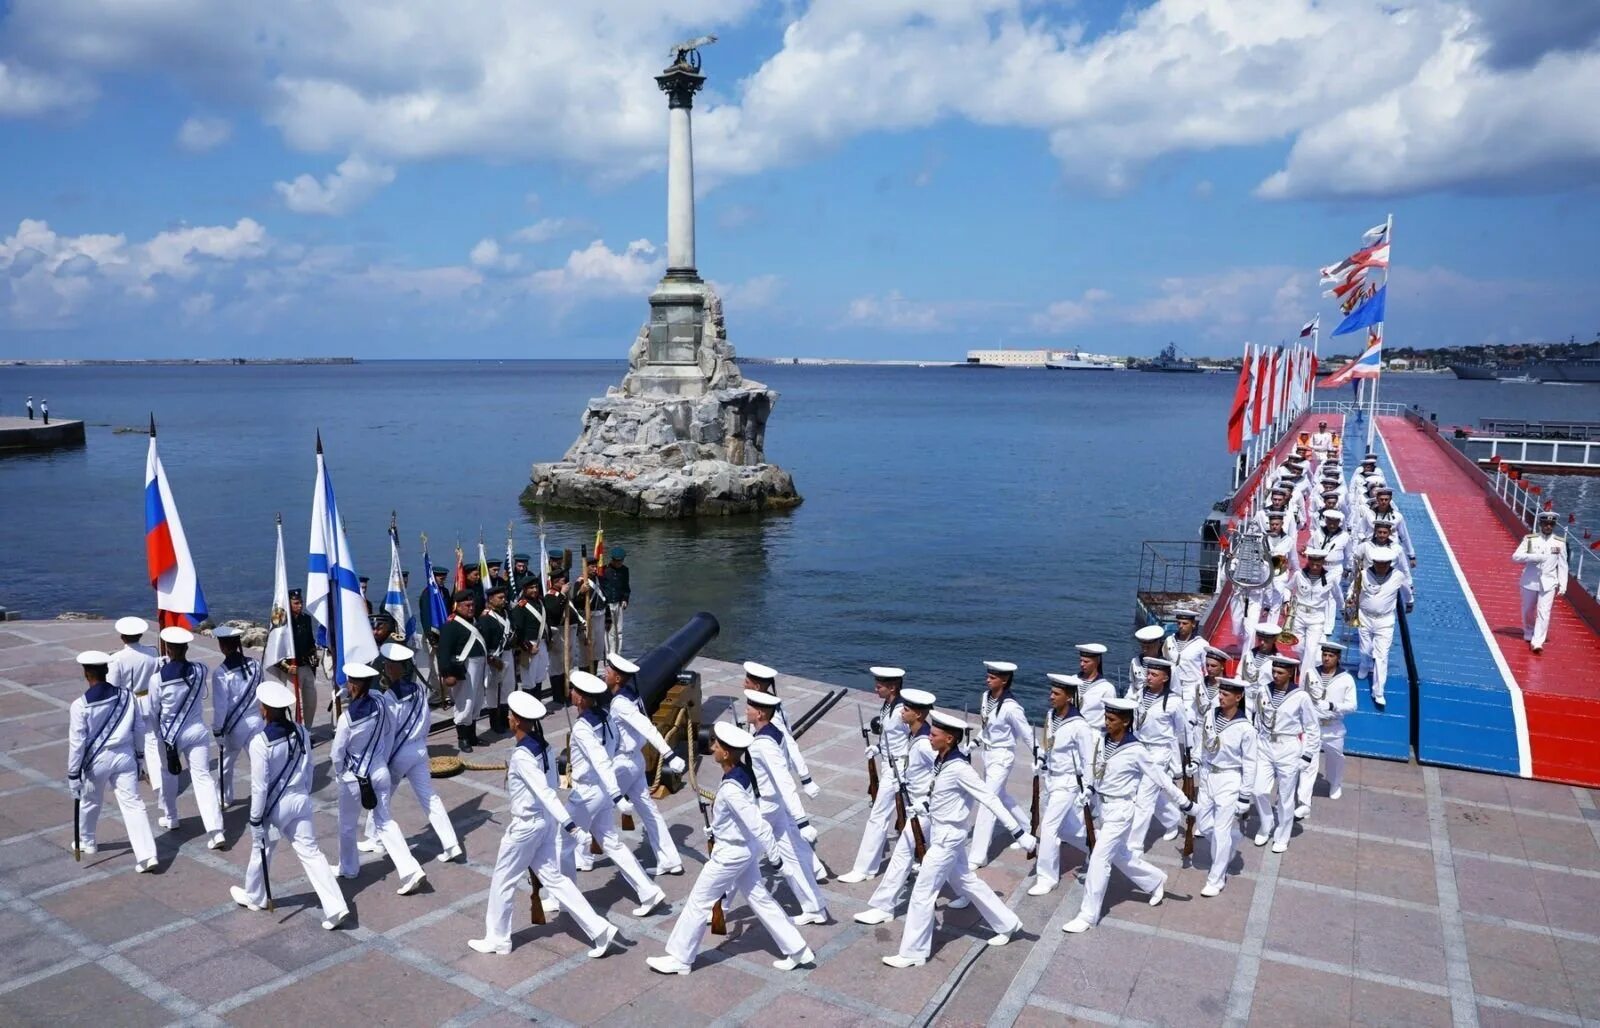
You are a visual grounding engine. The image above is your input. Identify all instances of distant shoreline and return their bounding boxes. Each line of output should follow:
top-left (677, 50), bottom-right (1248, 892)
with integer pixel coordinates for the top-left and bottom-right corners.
top-left (3, 357), bottom-right (357, 367)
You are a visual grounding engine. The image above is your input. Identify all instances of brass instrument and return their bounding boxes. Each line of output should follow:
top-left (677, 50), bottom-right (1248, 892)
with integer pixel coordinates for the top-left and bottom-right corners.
top-left (1344, 559), bottom-right (1365, 627)
top-left (1278, 595), bottom-right (1300, 646)
top-left (1228, 527), bottom-right (1272, 590)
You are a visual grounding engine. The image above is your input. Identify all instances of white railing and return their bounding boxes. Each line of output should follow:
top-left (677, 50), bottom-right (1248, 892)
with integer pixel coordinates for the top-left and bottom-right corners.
top-left (1488, 465), bottom-right (1600, 598)
top-left (1309, 400), bottom-right (1410, 417)
top-left (1463, 437), bottom-right (1600, 472)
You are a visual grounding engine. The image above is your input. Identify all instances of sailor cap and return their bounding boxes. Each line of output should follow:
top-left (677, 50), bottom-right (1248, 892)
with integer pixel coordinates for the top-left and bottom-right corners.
top-left (714, 721), bottom-right (754, 749)
top-left (1367, 544), bottom-right (1400, 563)
top-left (1205, 646), bottom-right (1231, 661)
top-left (1266, 509), bottom-right (1287, 519)
top-left (1173, 607), bottom-right (1201, 620)
top-left (213, 625), bottom-right (242, 639)
top-left (344, 662), bottom-right (379, 680)
top-left (1361, 453), bottom-right (1378, 462)
top-left (508, 691), bottom-right (547, 721)
top-left (159, 626), bottom-right (194, 645)
top-left (1271, 656), bottom-right (1301, 669)
top-left (1076, 643), bottom-right (1107, 656)
top-left (1103, 696), bottom-right (1138, 715)
top-left (379, 642), bottom-right (414, 661)
top-left (1134, 625), bottom-right (1165, 642)
top-left (1046, 673), bottom-right (1082, 689)
top-left (258, 681), bottom-right (296, 709)
top-left (114, 616), bottom-right (148, 636)
top-left (743, 661), bottom-right (777, 682)
top-left (1303, 547), bottom-right (1330, 559)
top-left (983, 660), bottom-right (1018, 674)
top-left (900, 688), bottom-right (937, 708)
top-left (486, 583), bottom-right (508, 597)
top-left (1269, 486), bottom-right (1290, 495)
top-left (1216, 676), bottom-right (1249, 692)
top-left (743, 688), bottom-right (781, 708)
top-left (76, 650), bottom-right (112, 665)
top-left (1319, 640), bottom-right (1347, 654)
top-left (929, 711), bottom-right (968, 734)
top-left (1537, 510), bottom-right (1560, 522)
top-left (1375, 486), bottom-right (1394, 496)
top-left (1321, 510), bottom-right (1346, 522)
top-left (1253, 621), bottom-right (1283, 636)
top-left (432, 566), bottom-right (450, 577)
top-left (870, 666), bottom-right (906, 680)
top-left (607, 653), bottom-right (640, 675)
top-left (1141, 656), bottom-right (1173, 670)
top-left (571, 671), bottom-right (608, 696)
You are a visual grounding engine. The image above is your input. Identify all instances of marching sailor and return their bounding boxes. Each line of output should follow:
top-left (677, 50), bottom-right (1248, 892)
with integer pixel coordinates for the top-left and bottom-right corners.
top-left (468, 691), bottom-right (619, 958)
top-left (1127, 657), bottom-right (1194, 853)
top-left (1062, 696), bottom-right (1194, 935)
top-left (968, 660), bottom-right (1033, 871)
top-left (1075, 644), bottom-right (1115, 729)
top-left (603, 652), bottom-right (687, 876)
top-left (1162, 608), bottom-right (1209, 708)
top-left (232, 680), bottom-right (349, 929)
top-left (331, 664), bottom-right (427, 895)
top-left (1312, 510), bottom-right (1352, 588)
top-left (1028, 674), bottom-right (1095, 896)
top-left (1352, 542), bottom-right (1413, 709)
top-left (360, 643), bottom-right (461, 862)
top-left (1239, 622), bottom-right (1282, 694)
top-left (68, 650), bottom-right (159, 871)
top-left (478, 584), bottom-right (514, 735)
top-left (646, 722), bottom-right (816, 975)
top-left (1251, 656), bottom-right (1321, 853)
top-left (1128, 625), bottom-right (1166, 695)
top-left (1514, 510), bottom-right (1569, 654)
top-left (153, 627), bottom-right (225, 848)
top-left (742, 662), bottom-right (821, 800)
top-left (1309, 420), bottom-right (1335, 465)
top-left (1264, 510), bottom-right (1298, 612)
top-left (1360, 487), bottom-right (1417, 568)
top-left (437, 589), bottom-right (487, 753)
top-left (566, 671), bottom-right (669, 916)
top-left (210, 626), bottom-right (262, 808)
top-left (1194, 677), bottom-right (1256, 897)
top-left (1299, 641), bottom-right (1357, 811)
top-left (106, 616), bottom-right (163, 809)
top-left (883, 710), bottom-right (1032, 968)
top-left (1354, 453), bottom-right (1383, 496)
top-left (743, 689), bottom-right (829, 924)
top-left (511, 578), bottom-right (550, 701)
top-left (1193, 646), bottom-right (1230, 722)
top-left (840, 666), bottom-right (911, 884)
top-left (855, 688), bottom-right (938, 925)
top-left (1286, 547), bottom-right (1339, 662)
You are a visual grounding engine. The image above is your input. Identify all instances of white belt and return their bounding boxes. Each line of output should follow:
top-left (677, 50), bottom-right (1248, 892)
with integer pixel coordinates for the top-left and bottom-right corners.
top-left (1204, 763), bottom-right (1242, 773)
top-left (1098, 792), bottom-right (1134, 802)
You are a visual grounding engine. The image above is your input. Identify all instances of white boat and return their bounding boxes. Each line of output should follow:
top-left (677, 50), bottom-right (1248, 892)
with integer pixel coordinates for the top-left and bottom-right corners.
top-left (1046, 350), bottom-right (1116, 371)
top-left (1498, 374), bottom-right (1539, 384)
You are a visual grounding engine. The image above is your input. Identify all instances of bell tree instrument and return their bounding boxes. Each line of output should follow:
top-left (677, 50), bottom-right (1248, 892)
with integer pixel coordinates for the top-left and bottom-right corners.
top-left (1228, 526), bottom-right (1272, 590)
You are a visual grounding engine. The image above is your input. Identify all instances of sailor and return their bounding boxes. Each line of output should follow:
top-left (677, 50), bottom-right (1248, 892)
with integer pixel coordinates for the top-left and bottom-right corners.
top-left (210, 626), bottom-right (263, 808)
top-left (567, 671), bottom-right (670, 915)
top-left (232, 680), bottom-right (349, 928)
top-left (437, 589), bottom-right (487, 753)
top-left (153, 627), bottom-right (225, 848)
top-left (419, 566), bottom-right (451, 646)
top-left (478, 584), bottom-right (515, 735)
top-left (288, 588), bottom-right (320, 728)
top-left (1514, 510), bottom-right (1569, 654)
top-left (1194, 646), bottom-right (1231, 721)
top-left (106, 616), bottom-right (163, 809)
top-left (1352, 542), bottom-right (1413, 709)
top-left (1286, 547), bottom-right (1339, 661)
top-left (1250, 488), bottom-right (1297, 535)
top-left (1127, 657), bottom-right (1194, 853)
top-left (1264, 510), bottom-right (1298, 612)
top-left (1299, 641), bottom-right (1357, 811)
top-left (331, 663), bottom-right (426, 894)
top-left (1359, 487), bottom-right (1417, 568)
top-left (68, 650), bottom-right (159, 871)
top-left (742, 662), bottom-right (821, 801)
top-left (742, 689), bottom-right (829, 922)
top-left (1239, 623), bottom-right (1282, 693)
top-left (486, 560), bottom-right (507, 594)
top-left (646, 722), bottom-right (816, 975)
top-left (840, 666), bottom-right (911, 883)
top-left (602, 546), bottom-right (630, 651)
top-left (1194, 677), bottom-right (1257, 897)
top-left (511, 578), bottom-right (551, 701)
top-left (360, 643), bottom-right (461, 862)
top-left (968, 660), bottom-right (1033, 871)
top-left (509, 552), bottom-right (535, 595)
top-left (883, 710), bottom-right (1032, 967)
top-left (468, 690), bottom-right (620, 958)
top-left (1028, 674), bottom-right (1096, 896)
top-left (1352, 520), bottom-right (1412, 589)
top-left (1075, 644), bottom-right (1116, 729)
top-left (1312, 509), bottom-right (1352, 587)
top-left (546, 546), bottom-right (570, 585)
top-left (1062, 696), bottom-right (1194, 934)
top-left (1309, 420), bottom-right (1335, 465)
top-left (1355, 453), bottom-right (1383, 495)
top-left (1162, 608), bottom-right (1209, 708)
top-left (855, 688), bottom-right (939, 925)
top-left (604, 652), bottom-right (687, 876)
top-left (1251, 656), bottom-right (1321, 852)
top-left (1128, 625), bottom-right (1166, 695)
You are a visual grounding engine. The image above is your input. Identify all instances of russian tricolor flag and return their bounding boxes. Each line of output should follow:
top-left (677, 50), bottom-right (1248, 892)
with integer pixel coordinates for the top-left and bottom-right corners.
top-left (144, 419), bottom-right (208, 628)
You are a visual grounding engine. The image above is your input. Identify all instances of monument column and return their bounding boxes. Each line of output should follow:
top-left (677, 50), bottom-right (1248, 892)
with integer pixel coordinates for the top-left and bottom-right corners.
top-left (656, 62), bottom-right (704, 281)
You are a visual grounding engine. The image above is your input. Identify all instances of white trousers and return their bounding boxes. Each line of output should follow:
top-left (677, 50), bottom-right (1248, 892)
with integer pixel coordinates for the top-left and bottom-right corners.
top-left (482, 816), bottom-right (608, 947)
top-left (1128, 753), bottom-right (1184, 853)
top-left (1522, 586), bottom-right (1556, 649)
top-left (383, 748), bottom-right (460, 853)
top-left (517, 648), bottom-right (550, 689)
top-left (158, 723), bottom-right (223, 833)
top-left (665, 843), bottom-right (806, 966)
top-left (613, 756), bottom-right (681, 869)
top-left (1196, 769), bottom-right (1245, 891)
top-left (608, 607), bottom-right (625, 652)
top-left (243, 807), bottom-right (347, 919)
top-left (568, 787), bottom-right (657, 902)
top-left (848, 776), bottom-right (901, 876)
top-left (295, 666), bottom-right (319, 730)
top-left (1034, 786), bottom-right (1088, 886)
top-left (79, 753), bottom-right (157, 863)
top-left (1253, 738), bottom-right (1303, 846)
top-left (1297, 617), bottom-right (1329, 672)
top-left (485, 658), bottom-right (513, 709)
top-left (898, 832), bottom-right (1021, 960)
top-left (758, 804), bottom-right (827, 915)
top-left (337, 769), bottom-right (422, 879)
top-left (1357, 618), bottom-right (1394, 702)
top-left (1300, 720), bottom-right (1347, 803)
top-left (1076, 798), bottom-right (1167, 926)
top-left (133, 692), bottom-right (164, 809)
top-left (968, 757), bottom-right (1026, 869)
top-left (452, 656), bottom-right (486, 727)
top-left (866, 817), bottom-right (930, 915)
top-left (217, 717), bottom-right (261, 806)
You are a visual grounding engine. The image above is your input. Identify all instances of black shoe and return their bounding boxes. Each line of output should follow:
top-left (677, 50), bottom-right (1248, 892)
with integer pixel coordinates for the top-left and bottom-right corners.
top-left (458, 726), bottom-right (474, 754)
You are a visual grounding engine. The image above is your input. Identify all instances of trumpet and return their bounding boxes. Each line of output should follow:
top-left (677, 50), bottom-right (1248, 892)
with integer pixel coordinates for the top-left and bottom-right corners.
top-left (1278, 597), bottom-right (1300, 646)
top-left (1344, 560), bottom-right (1365, 627)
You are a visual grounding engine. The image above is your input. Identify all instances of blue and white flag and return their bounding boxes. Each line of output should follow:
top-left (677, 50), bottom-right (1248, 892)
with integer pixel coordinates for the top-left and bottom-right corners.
top-left (307, 435), bottom-right (377, 684)
top-left (422, 547), bottom-right (448, 631)
top-left (1332, 284), bottom-right (1386, 336)
top-left (384, 521), bottom-right (416, 644)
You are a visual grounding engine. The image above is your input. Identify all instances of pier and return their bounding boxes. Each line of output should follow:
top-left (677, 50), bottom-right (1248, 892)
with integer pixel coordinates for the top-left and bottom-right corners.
top-left (0, 416), bottom-right (85, 454)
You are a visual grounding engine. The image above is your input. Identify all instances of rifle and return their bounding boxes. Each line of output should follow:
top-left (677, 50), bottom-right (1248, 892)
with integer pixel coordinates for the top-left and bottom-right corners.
top-left (685, 734), bottom-right (726, 935)
top-left (877, 725), bottom-right (924, 859)
top-left (73, 796), bottom-right (81, 861)
top-left (261, 837), bottom-right (274, 911)
top-left (1029, 717), bottom-right (1049, 860)
top-left (1077, 746), bottom-right (1096, 851)
top-left (856, 705), bottom-right (879, 803)
top-left (527, 868), bottom-right (546, 925)
top-left (1180, 739), bottom-right (1197, 863)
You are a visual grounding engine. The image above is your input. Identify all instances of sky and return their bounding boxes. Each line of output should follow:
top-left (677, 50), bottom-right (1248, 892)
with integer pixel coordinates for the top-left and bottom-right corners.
top-left (1, 0), bottom-right (1598, 361)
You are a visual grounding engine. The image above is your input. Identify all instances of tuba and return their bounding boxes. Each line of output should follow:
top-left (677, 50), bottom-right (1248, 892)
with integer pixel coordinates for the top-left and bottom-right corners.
top-left (1228, 528), bottom-right (1272, 590)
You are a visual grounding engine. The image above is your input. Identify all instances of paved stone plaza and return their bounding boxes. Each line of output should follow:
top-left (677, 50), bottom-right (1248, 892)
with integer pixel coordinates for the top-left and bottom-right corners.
top-left (3, 618), bottom-right (1599, 1026)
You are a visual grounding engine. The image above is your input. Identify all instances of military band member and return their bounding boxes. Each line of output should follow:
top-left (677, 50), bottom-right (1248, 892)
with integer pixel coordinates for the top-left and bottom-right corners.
top-left (1312, 509), bottom-right (1351, 586)
top-left (1194, 646), bottom-right (1230, 721)
top-left (68, 650), bottom-right (159, 871)
top-left (360, 643), bottom-right (462, 862)
top-left (603, 546), bottom-right (630, 650)
top-left (1239, 623), bottom-right (1281, 693)
top-left (1194, 677), bottom-right (1256, 897)
top-left (1251, 657), bottom-right (1321, 853)
top-left (567, 671), bottom-right (669, 916)
top-left (1062, 696), bottom-right (1193, 935)
top-left (1515, 510), bottom-right (1569, 654)
top-left (107, 616), bottom-right (163, 808)
top-left (288, 589), bottom-right (320, 728)
top-left (478, 584), bottom-right (514, 735)
top-left (438, 589), bottom-right (487, 752)
top-left (153, 627), bottom-right (226, 847)
top-left (604, 652), bottom-right (687, 876)
top-left (331, 664), bottom-right (426, 895)
top-left (233, 680), bottom-right (348, 928)
top-left (1264, 510), bottom-right (1298, 611)
top-left (1286, 547), bottom-right (1339, 661)
top-left (743, 689), bottom-right (829, 923)
top-left (1076, 643), bottom-right (1115, 729)
top-left (856, 688), bottom-right (938, 925)
top-left (884, 710), bottom-right (1032, 967)
top-left (969, 660), bottom-right (1032, 871)
top-left (1359, 487), bottom-right (1417, 568)
top-left (742, 662), bottom-right (821, 800)
top-left (210, 626), bottom-right (262, 808)
top-left (1299, 641), bottom-right (1356, 810)
top-left (469, 691), bottom-right (619, 958)
top-left (1029, 674), bottom-right (1095, 896)
top-left (840, 666), bottom-right (911, 883)
top-left (1251, 487), bottom-right (1298, 535)
top-left (1352, 542), bottom-right (1413, 709)
top-left (1355, 453), bottom-right (1383, 495)
top-left (1163, 608), bottom-right (1209, 708)
top-left (1127, 657), bottom-right (1193, 852)
top-left (647, 722), bottom-right (816, 975)
top-left (511, 578), bottom-right (550, 698)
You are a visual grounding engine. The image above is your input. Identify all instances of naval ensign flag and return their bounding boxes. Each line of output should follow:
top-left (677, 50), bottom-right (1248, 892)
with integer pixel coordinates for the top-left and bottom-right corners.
top-left (307, 434), bottom-right (377, 684)
top-left (263, 517), bottom-right (294, 667)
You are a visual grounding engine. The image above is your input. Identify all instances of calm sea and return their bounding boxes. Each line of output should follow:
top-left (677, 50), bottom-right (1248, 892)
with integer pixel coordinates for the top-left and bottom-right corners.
top-left (4, 361), bottom-right (1597, 706)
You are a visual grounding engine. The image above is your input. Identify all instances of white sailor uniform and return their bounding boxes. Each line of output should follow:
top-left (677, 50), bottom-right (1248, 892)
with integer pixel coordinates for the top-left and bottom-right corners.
top-left (864, 723), bottom-right (937, 918)
top-left (154, 657), bottom-right (224, 834)
top-left (1164, 632), bottom-right (1210, 708)
top-left (68, 683), bottom-right (158, 864)
top-left (1514, 530), bottom-right (1569, 650)
top-left (566, 706), bottom-right (665, 907)
top-left (381, 676), bottom-right (461, 855)
top-left (848, 694), bottom-right (911, 878)
top-left (330, 692), bottom-right (424, 883)
top-left (1072, 732), bottom-right (1191, 928)
top-left (1032, 708), bottom-right (1096, 890)
top-left (1299, 666), bottom-right (1357, 804)
top-left (1353, 566), bottom-right (1412, 703)
top-left (1078, 676), bottom-right (1117, 731)
top-left (748, 723), bottom-right (828, 916)
top-left (242, 719), bottom-right (347, 920)
top-left (1127, 684), bottom-right (1193, 850)
top-left (969, 689), bottom-right (1032, 870)
top-left (1195, 708), bottom-right (1256, 894)
top-left (1251, 683), bottom-right (1321, 848)
top-left (107, 641), bottom-right (163, 806)
top-left (608, 681), bottom-right (684, 873)
top-left (211, 655), bottom-right (263, 807)
top-left (1285, 567), bottom-right (1339, 662)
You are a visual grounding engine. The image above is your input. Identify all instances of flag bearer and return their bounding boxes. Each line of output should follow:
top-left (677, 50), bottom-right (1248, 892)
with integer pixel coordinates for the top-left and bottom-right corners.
top-left (210, 626), bottom-right (262, 809)
top-left (1127, 657), bottom-right (1193, 854)
top-left (968, 660), bottom-right (1032, 872)
top-left (1352, 542), bottom-right (1412, 709)
top-left (1299, 641), bottom-right (1357, 812)
top-left (1515, 510), bottom-right (1569, 654)
top-left (839, 666), bottom-right (911, 884)
top-left (153, 626), bottom-right (225, 848)
top-left (1075, 643), bottom-right (1115, 729)
top-left (468, 691), bottom-right (619, 958)
top-left (478, 584), bottom-right (514, 735)
top-left (438, 589), bottom-right (487, 752)
top-left (233, 680), bottom-right (349, 928)
top-left (604, 652), bottom-right (687, 876)
top-left (68, 650), bottom-right (159, 872)
top-left (744, 690), bottom-right (829, 924)
top-left (1194, 677), bottom-right (1256, 897)
top-left (855, 688), bottom-right (938, 925)
top-left (1028, 674), bottom-right (1095, 897)
top-left (361, 643), bottom-right (461, 862)
top-left (106, 616), bottom-right (163, 808)
top-left (331, 663), bottom-right (427, 895)
top-left (1251, 657), bottom-right (1321, 853)
top-left (646, 722), bottom-right (816, 975)
top-left (543, 571), bottom-right (577, 705)
top-left (882, 710), bottom-right (1033, 968)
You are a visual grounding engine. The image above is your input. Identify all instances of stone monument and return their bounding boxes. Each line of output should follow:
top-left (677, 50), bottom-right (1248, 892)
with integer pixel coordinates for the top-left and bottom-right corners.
top-left (525, 37), bottom-right (802, 518)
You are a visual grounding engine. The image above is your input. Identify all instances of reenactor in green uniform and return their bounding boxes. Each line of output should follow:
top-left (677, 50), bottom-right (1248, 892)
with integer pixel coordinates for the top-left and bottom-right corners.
top-left (511, 578), bottom-right (551, 702)
top-left (479, 584), bottom-right (514, 735)
top-left (437, 590), bottom-right (487, 753)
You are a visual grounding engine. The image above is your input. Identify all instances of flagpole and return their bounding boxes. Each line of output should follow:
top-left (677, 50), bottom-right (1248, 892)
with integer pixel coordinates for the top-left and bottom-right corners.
top-left (1367, 212), bottom-right (1392, 452)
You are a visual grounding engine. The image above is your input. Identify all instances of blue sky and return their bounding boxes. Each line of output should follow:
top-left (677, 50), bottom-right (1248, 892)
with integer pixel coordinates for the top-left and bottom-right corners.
top-left (2, 0), bottom-right (1598, 360)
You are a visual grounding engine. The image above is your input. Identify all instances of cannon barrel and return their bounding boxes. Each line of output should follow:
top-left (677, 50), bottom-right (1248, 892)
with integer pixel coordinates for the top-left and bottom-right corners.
top-left (635, 612), bottom-right (721, 714)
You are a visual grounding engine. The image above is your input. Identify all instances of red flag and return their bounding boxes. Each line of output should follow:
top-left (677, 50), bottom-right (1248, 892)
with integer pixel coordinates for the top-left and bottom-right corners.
top-left (1542, 499), bottom-right (1553, 510)
top-left (453, 544), bottom-right (466, 592)
top-left (1227, 344), bottom-right (1252, 453)
top-left (1265, 348), bottom-right (1280, 422)
top-left (1251, 349), bottom-right (1270, 435)
top-left (1529, 485), bottom-right (1543, 495)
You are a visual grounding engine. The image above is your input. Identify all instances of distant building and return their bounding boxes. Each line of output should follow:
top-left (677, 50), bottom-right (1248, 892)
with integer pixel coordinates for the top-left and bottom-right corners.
top-left (966, 348), bottom-right (1053, 367)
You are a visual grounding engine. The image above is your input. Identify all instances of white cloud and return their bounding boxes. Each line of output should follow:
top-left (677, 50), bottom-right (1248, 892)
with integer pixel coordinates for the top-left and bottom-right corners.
top-left (510, 217), bottom-right (588, 244)
top-left (175, 115), bottom-right (232, 152)
top-left (710, 273), bottom-right (782, 310)
top-left (844, 290), bottom-right (945, 332)
top-left (527, 238), bottom-right (663, 296)
top-left (1127, 266), bottom-right (1310, 339)
top-left (0, 58), bottom-right (93, 116)
top-left (274, 154), bottom-right (395, 215)
top-left (1029, 288), bottom-right (1111, 334)
top-left (469, 237), bottom-right (521, 272)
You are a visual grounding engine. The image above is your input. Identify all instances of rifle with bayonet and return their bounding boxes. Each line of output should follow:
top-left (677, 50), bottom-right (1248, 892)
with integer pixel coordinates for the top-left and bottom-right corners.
top-left (857, 705), bottom-right (879, 804)
top-left (879, 726), bottom-right (924, 860)
top-left (1076, 745), bottom-right (1096, 851)
top-left (1180, 735), bottom-right (1197, 863)
top-left (685, 735), bottom-right (726, 935)
top-left (1028, 720), bottom-right (1044, 860)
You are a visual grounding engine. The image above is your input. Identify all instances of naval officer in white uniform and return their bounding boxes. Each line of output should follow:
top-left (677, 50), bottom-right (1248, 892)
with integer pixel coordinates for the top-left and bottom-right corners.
top-left (1514, 510), bottom-right (1569, 654)
top-left (209, 626), bottom-right (262, 809)
top-left (106, 617), bottom-right (164, 811)
top-left (68, 650), bottom-right (159, 871)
